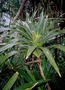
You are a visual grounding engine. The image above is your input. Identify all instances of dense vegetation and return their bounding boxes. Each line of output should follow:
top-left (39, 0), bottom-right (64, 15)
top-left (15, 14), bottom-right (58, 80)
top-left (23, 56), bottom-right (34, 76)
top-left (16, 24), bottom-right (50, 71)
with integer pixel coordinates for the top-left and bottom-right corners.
top-left (0, 0), bottom-right (65, 90)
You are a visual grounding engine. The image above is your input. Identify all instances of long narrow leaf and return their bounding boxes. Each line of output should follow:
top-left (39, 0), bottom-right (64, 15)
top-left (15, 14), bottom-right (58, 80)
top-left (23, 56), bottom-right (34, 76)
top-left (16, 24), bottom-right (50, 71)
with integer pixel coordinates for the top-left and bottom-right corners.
top-left (43, 15), bottom-right (48, 32)
top-left (22, 65), bottom-right (41, 90)
top-left (26, 46), bottom-right (37, 59)
top-left (53, 44), bottom-right (65, 52)
top-left (37, 11), bottom-right (44, 33)
top-left (17, 68), bottom-right (31, 82)
top-left (23, 65), bottom-right (36, 82)
top-left (14, 79), bottom-right (50, 90)
top-left (0, 51), bottom-right (18, 65)
top-left (16, 28), bottom-right (32, 40)
top-left (0, 42), bottom-right (18, 52)
top-left (3, 72), bottom-right (19, 90)
top-left (42, 28), bottom-right (60, 42)
top-left (41, 47), bottom-right (61, 77)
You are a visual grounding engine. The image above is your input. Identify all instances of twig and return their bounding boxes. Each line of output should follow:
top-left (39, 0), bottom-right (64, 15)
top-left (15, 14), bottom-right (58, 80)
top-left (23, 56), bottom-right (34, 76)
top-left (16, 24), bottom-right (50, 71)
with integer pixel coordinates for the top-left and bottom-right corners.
top-left (26, 59), bottom-right (42, 65)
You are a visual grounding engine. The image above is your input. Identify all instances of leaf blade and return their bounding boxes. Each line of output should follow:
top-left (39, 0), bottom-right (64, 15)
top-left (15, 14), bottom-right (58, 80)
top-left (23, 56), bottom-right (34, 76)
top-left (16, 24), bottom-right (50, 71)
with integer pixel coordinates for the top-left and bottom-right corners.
top-left (41, 47), bottom-right (61, 77)
top-left (52, 44), bottom-right (65, 52)
top-left (0, 51), bottom-right (18, 65)
top-left (3, 72), bottom-right (19, 90)
top-left (26, 46), bottom-right (37, 59)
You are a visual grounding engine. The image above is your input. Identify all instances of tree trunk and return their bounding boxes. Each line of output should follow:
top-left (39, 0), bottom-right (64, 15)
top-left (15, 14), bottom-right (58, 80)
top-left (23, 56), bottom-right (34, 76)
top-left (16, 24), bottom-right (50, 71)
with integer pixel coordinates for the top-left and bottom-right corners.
top-left (13, 0), bottom-right (28, 20)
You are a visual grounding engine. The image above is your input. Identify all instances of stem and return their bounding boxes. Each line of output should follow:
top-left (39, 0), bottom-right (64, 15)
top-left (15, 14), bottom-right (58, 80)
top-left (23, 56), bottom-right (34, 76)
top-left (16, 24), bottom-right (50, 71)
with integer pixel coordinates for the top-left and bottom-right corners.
top-left (38, 58), bottom-right (51, 90)
top-left (26, 59), bottom-right (42, 65)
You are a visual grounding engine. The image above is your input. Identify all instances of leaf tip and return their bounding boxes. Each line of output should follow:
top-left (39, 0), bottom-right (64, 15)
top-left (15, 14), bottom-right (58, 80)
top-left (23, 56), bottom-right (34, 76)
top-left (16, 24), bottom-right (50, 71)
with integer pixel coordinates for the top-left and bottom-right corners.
top-left (59, 74), bottom-right (61, 78)
top-left (16, 72), bottom-right (19, 75)
top-left (26, 56), bottom-right (28, 59)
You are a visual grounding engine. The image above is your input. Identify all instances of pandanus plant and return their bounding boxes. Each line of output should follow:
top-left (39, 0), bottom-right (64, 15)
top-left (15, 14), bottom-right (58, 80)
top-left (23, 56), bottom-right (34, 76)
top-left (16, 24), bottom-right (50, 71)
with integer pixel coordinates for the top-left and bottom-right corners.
top-left (12, 12), bottom-right (65, 76)
top-left (11, 11), bottom-right (65, 89)
top-left (0, 11), bottom-right (65, 90)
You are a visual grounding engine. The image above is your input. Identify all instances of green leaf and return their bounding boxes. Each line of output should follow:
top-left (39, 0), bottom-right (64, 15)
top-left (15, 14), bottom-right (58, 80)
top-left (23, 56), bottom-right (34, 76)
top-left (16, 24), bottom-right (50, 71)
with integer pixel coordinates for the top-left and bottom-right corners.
top-left (22, 65), bottom-right (41, 90)
top-left (43, 15), bottom-right (48, 32)
top-left (41, 47), bottom-right (61, 77)
top-left (37, 11), bottom-right (44, 33)
top-left (17, 68), bottom-right (31, 82)
top-left (26, 46), bottom-right (37, 59)
top-left (25, 82), bottom-right (38, 90)
top-left (42, 28), bottom-right (60, 43)
top-left (3, 72), bottom-right (19, 90)
top-left (0, 51), bottom-right (18, 65)
top-left (31, 11), bottom-right (37, 20)
top-left (0, 42), bottom-right (18, 52)
top-left (53, 44), bottom-right (65, 52)
top-left (16, 26), bottom-right (32, 40)
top-left (33, 49), bottom-right (42, 58)
top-left (14, 79), bottom-right (50, 90)
top-left (23, 65), bottom-right (36, 82)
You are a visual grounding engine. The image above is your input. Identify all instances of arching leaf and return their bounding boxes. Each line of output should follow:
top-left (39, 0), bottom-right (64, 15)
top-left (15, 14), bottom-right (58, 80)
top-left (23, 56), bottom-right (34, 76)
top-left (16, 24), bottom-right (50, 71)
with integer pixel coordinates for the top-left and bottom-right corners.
top-left (53, 44), bottom-right (65, 52)
top-left (41, 47), bottom-right (61, 77)
top-left (0, 51), bottom-right (18, 65)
